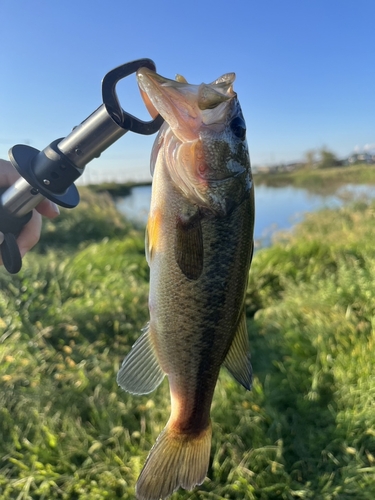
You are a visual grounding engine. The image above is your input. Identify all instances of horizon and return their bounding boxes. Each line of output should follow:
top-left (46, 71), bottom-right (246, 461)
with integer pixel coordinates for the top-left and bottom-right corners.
top-left (1, 0), bottom-right (374, 183)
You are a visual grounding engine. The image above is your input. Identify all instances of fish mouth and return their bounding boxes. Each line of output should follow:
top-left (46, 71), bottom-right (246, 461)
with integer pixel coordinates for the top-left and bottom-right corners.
top-left (137, 67), bottom-right (236, 142)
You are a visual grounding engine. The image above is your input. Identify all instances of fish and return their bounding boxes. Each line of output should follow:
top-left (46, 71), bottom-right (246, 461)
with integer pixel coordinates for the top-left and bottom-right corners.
top-left (117, 66), bottom-right (255, 500)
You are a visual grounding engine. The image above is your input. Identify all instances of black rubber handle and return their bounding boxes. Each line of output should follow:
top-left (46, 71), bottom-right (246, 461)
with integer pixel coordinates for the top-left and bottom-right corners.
top-left (0, 188), bottom-right (32, 273)
top-left (1, 233), bottom-right (22, 274)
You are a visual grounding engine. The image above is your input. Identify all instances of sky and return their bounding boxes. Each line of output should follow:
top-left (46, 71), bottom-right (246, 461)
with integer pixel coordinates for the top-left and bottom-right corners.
top-left (0, 0), bottom-right (374, 182)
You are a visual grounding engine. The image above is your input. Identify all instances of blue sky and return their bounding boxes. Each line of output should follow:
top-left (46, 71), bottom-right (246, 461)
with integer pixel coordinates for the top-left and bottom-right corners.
top-left (0, 0), bottom-right (374, 182)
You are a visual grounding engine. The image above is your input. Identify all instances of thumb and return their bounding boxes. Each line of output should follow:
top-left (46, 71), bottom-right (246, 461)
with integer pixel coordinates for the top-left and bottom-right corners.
top-left (35, 199), bottom-right (60, 219)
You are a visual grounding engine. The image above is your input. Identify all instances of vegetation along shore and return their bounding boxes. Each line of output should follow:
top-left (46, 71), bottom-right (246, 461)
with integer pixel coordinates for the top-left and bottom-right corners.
top-left (88, 163), bottom-right (375, 199)
top-left (1, 167), bottom-right (375, 498)
top-left (254, 163), bottom-right (375, 194)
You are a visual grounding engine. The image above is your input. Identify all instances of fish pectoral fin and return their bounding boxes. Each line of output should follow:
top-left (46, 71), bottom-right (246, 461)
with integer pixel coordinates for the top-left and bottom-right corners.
top-left (117, 323), bottom-right (165, 395)
top-left (175, 213), bottom-right (204, 280)
top-left (223, 310), bottom-right (252, 390)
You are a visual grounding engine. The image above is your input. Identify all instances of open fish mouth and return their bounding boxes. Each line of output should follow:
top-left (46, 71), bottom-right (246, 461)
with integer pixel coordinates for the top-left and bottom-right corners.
top-left (137, 67), bottom-right (237, 141)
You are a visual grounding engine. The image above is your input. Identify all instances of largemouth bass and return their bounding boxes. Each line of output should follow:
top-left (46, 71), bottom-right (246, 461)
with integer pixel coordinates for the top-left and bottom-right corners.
top-left (117, 67), bottom-right (255, 500)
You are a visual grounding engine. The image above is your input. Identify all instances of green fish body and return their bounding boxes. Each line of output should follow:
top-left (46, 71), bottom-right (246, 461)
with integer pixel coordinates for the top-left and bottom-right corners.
top-left (117, 68), bottom-right (255, 500)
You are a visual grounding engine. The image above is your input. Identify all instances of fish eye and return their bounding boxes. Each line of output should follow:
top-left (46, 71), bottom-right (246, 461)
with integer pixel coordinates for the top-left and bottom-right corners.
top-left (230, 116), bottom-right (246, 140)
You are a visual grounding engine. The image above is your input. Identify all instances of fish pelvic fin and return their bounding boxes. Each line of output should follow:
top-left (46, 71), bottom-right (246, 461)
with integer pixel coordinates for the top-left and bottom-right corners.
top-left (223, 309), bottom-right (252, 390)
top-left (117, 324), bottom-right (165, 395)
top-left (136, 422), bottom-right (212, 500)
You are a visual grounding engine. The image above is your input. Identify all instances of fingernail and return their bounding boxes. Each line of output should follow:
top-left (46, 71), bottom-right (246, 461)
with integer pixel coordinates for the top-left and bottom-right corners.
top-left (52, 203), bottom-right (60, 215)
top-left (19, 247), bottom-right (27, 258)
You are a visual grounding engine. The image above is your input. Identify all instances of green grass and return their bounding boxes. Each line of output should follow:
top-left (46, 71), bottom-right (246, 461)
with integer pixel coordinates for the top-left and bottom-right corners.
top-left (1, 190), bottom-right (375, 498)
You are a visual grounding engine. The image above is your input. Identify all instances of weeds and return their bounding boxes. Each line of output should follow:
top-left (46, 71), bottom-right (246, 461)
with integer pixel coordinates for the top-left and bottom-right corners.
top-left (254, 163), bottom-right (375, 195)
top-left (1, 190), bottom-right (375, 498)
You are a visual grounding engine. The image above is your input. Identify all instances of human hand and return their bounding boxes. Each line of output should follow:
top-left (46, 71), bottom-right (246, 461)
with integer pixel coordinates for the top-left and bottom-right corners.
top-left (0, 159), bottom-right (60, 265)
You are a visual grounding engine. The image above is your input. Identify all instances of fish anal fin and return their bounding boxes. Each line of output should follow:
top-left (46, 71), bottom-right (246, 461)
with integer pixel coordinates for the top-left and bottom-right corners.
top-left (117, 324), bottom-right (165, 395)
top-left (136, 422), bottom-right (212, 500)
top-left (175, 213), bottom-right (204, 280)
top-left (223, 310), bottom-right (252, 390)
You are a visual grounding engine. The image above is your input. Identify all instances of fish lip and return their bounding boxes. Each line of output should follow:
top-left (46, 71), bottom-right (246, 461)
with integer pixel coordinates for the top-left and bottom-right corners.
top-left (136, 68), bottom-right (237, 141)
top-left (137, 67), bottom-right (171, 86)
top-left (137, 67), bottom-right (201, 141)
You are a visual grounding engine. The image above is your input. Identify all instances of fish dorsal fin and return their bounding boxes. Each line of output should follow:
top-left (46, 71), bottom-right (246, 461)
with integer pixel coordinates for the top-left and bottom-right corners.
top-left (117, 324), bottom-right (165, 395)
top-left (175, 212), bottom-right (204, 280)
top-left (223, 309), bottom-right (252, 390)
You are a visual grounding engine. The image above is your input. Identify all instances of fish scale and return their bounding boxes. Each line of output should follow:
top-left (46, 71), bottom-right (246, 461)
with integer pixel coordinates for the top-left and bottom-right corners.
top-left (117, 67), bottom-right (254, 500)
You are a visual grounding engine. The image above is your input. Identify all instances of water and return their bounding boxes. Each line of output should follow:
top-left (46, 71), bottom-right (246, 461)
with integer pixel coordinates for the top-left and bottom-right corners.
top-left (116, 185), bottom-right (153, 225)
top-left (116, 183), bottom-right (375, 246)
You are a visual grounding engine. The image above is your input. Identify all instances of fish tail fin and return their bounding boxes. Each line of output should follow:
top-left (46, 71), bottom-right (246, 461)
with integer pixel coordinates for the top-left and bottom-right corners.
top-left (136, 421), bottom-right (212, 500)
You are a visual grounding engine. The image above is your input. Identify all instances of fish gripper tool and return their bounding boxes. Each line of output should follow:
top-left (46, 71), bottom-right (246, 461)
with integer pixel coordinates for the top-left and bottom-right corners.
top-left (0, 58), bottom-right (164, 274)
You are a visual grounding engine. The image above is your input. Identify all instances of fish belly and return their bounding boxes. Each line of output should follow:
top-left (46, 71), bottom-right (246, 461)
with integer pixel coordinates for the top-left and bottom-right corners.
top-left (148, 177), bottom-right (253, 431)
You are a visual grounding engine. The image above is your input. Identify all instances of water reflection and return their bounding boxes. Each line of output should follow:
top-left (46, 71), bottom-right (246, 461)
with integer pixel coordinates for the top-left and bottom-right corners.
top-left (116, 183), bottom-right (375, 247)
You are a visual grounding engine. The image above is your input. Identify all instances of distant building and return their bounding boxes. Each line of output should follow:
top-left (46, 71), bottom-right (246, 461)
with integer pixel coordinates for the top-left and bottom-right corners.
top-left (347, 152), bottom-right (375, 165)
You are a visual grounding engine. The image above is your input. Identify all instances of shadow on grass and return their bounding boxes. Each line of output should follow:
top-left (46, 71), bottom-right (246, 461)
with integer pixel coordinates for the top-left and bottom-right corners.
top-left (248, 315), bottom-right (342, 491)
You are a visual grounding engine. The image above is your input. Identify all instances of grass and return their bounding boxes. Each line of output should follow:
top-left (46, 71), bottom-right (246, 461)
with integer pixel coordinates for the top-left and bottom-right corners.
top-left (1, 189), bottom-right (375, 498)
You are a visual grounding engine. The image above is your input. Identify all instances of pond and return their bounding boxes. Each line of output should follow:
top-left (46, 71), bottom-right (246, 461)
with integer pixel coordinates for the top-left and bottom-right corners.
top-left (116, 183), bottom-right (375, 247)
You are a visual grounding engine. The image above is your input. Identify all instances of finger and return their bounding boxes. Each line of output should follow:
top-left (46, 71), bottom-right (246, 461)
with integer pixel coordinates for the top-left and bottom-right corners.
top-left (0, 160), bottom-right (60, 218)
top-left (35, 199), bottom-right (60, 219)
top-left (0, 159), bottom-right (20, 186)
top-left (17, 210), bottom-right (42, 258)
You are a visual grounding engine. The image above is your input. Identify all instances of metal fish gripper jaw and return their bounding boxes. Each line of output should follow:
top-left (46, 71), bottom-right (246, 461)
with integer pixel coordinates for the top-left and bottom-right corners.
top-left (0, 58), bottom-right (164, 273)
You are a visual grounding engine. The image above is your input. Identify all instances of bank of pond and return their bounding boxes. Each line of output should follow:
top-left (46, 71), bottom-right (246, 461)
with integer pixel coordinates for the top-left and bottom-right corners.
top-left (0, 184), bottom-right (375, 498)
